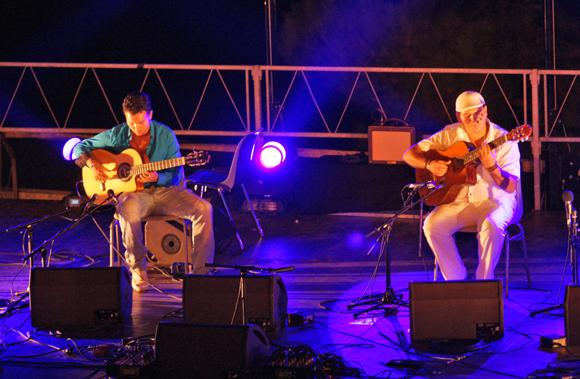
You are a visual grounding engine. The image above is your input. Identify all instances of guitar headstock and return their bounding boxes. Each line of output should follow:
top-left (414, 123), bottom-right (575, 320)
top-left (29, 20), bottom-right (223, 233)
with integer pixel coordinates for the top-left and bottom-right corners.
top-left (507, 124), bottom-right (532, 143)
top-left (185, 150), bottom-right (210, 167)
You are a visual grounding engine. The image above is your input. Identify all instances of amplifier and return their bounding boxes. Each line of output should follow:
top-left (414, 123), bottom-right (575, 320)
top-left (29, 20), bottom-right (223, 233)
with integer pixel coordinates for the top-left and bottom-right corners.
top-left (368, 126), bottom-right (415, 164)
top-left (144, 219), bottom-right (191, 266)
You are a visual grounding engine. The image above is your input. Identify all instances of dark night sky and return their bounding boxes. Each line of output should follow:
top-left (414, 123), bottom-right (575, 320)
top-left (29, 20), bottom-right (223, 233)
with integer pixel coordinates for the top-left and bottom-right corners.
top-left (2, 0), bottom-right (580, 136)
top-left (1, 0), bottom-right (579, 206)
top-left (0, 0), bottom-right (270, 65)
top-left (1, 0), bottom-right (580, 69)
top-left (2, 0), bottom-right (580, 139)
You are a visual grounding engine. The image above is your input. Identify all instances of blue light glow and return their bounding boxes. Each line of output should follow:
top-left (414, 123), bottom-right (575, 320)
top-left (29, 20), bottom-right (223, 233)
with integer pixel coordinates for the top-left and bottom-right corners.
top-left (62, 137), bottom-right (81, 161)
top-left (347, 232), bottom-right (364, 249)
top-left (259, 141), bottom-right (286, 169)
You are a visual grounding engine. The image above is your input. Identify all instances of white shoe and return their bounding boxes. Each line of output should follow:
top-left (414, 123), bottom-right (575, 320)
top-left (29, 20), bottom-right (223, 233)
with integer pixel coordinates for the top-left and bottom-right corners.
top-left (131, 268), bottom-right (149, 292)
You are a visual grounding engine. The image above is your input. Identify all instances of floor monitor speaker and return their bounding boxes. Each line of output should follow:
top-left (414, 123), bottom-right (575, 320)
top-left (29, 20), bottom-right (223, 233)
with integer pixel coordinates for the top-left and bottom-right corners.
top-left (155, 322), bottom-right (271, 378)
top-left (183, 274), bottom-right (287, 333)
top-left (30, 266), bottom-right (132, 328)
top-left (565, 284), bottom-right (580, 346)
top-left (409, 280), bottom-right (504, 345)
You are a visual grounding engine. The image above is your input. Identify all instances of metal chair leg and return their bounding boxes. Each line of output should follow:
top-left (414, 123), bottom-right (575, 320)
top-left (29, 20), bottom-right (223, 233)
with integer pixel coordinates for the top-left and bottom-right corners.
top-left (183, 219), bottom-right (191, 273)
top-left (418, 201), bottom-right (424, 258)
top-left (110, 219), bottom-right (120, 267)
top-left (505, 222), bottom-right (532, 298)
top-left (241, 183), bottom-right (264, 238)
top-left (216, 188), bottom-right (244, 250)
top-left (505, 230), bottom-right (510, 298)
top-left (515, 223), bottom-right (532, 287)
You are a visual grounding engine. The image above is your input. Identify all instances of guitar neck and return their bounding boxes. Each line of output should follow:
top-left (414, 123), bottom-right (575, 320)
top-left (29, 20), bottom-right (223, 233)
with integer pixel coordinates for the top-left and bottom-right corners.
top-left (130, 157), bottom-right (186, 177)
top-left (461, 134), bottom-right (508, 165)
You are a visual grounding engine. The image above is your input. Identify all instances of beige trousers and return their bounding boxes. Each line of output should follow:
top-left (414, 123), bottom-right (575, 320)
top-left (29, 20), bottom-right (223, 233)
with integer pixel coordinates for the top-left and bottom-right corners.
top-left (117, 186), bottom-right (215, 275)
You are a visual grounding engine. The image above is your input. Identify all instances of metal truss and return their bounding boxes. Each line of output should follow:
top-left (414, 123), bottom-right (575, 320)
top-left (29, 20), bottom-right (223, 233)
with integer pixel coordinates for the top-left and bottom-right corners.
top-left (1, 62), bottom-right (580, 210)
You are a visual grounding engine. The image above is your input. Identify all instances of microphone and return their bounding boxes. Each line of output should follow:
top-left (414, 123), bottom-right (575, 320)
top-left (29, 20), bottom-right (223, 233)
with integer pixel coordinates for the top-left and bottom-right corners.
top-left (408, 181), bottom-right (437, 189)
top-left (83, 194), bottom-right (98, 210)
top-left (563, 190), bottom-right (574, 228)
top-left (269, 266), bottom-right (294, 273)
top-left (107, 189), bottom-right (119, 205)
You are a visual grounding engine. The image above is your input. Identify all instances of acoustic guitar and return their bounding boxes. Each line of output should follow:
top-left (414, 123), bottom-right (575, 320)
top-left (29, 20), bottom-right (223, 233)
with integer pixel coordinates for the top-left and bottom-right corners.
top-left (415, 124), bottom-right (532, 206)
top-left (82, 148), bottom-right (210, 205)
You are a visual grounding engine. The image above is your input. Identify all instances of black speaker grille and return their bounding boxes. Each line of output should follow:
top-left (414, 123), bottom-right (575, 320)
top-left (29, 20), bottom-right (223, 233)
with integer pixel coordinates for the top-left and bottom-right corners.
top-left (565, 284), bottom-right (580, 346)
top-left (182, 274), bottom-right (287, 333)
top-left (409, 279), bottom-right (504, 343)
top-left (29, 267), bottom-right (132, 328)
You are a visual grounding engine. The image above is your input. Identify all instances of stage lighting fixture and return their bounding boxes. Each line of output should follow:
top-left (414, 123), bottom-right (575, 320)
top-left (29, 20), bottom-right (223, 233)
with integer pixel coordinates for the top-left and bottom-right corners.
top-left (244, 139), bottom-right (295, 212)
top-left (258, 141), bottom-right (286, 169)
top-left (62, 137), bottom-right (81, 161)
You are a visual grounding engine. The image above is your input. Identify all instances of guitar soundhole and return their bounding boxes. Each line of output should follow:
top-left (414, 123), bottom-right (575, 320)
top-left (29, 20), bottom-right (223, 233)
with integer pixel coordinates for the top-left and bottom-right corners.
top-left (118, 163), bottom-right (132, 181)
top-left (452, 158), bottom-right (463, 173)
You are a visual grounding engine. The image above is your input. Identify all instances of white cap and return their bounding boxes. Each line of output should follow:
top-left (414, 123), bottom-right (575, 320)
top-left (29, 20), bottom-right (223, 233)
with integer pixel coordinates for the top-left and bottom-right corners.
top-left (455, 91), bottom-right (486, 113)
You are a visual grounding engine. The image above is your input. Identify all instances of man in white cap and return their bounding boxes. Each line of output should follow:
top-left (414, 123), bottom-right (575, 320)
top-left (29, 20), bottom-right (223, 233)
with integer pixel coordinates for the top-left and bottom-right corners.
top-left (403, 91), bottom-right (521, 280)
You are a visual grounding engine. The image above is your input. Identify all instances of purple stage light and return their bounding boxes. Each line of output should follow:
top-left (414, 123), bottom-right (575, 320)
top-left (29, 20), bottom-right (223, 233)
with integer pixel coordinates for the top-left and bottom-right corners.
top-left (62, 137), bottom-right (81, 161)
top-left (258, 141), bottom-right (286, 169)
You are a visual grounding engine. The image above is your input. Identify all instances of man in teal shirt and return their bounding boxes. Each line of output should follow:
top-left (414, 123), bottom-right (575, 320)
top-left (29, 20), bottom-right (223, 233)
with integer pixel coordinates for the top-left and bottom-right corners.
top-left (73, 92), bottom-right (214, 292)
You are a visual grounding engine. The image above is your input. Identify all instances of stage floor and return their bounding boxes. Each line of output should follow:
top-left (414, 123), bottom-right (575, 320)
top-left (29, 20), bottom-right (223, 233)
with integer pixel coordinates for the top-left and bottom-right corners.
top-left (1, 198), bottom-right (579, 378)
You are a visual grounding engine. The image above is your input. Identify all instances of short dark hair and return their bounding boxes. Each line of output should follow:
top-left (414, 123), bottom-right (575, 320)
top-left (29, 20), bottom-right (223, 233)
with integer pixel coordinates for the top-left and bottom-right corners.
top-left (122, 92), bottom-right (151, 114)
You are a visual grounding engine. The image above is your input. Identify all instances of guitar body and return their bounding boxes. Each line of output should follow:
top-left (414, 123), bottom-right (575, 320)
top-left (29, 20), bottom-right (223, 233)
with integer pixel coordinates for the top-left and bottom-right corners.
top-left (414, 124), bottom-right (532, 207)
top-left (416, 141), bottom-right (478, 206)
top-left (82, 147), bottom-right (210, 205)
top-left (82, 148), bottom-right (145, 205)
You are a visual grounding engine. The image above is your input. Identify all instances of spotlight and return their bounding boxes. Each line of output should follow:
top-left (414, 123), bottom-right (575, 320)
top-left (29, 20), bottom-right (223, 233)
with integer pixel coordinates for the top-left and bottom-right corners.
top-left (245, 138), bottom-right (296, 210)
top-left (258, 141), bottom-right (286, 169)
top-left (62, 137), bottom-right (81, 161)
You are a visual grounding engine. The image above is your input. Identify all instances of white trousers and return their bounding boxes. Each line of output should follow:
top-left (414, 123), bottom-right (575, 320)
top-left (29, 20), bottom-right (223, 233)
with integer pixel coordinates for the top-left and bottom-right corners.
top-left (116, 186), bottom-right (215, 274)
top-left (423, 198), bottom-right (516, 280)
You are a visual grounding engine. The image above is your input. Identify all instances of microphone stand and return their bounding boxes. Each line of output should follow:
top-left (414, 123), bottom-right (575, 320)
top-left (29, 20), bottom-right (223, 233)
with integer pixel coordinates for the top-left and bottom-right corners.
top-left (574, 210), bottom-right (579, 284)
top-left (6, 208), bottom-right (74, 268)
top-left (530, 209), bottom-right (579, 316)
top-left (21, 196), bottom-right (114, 266)
top-left (205, 263), bottom-right (294, 325)
top-left (348, 183), bottom-right (443, 319)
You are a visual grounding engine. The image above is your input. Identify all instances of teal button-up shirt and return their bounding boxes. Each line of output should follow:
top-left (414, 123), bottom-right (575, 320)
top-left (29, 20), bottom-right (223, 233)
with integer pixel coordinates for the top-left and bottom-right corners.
top-left (72, 120), bottom-right (182, 188)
